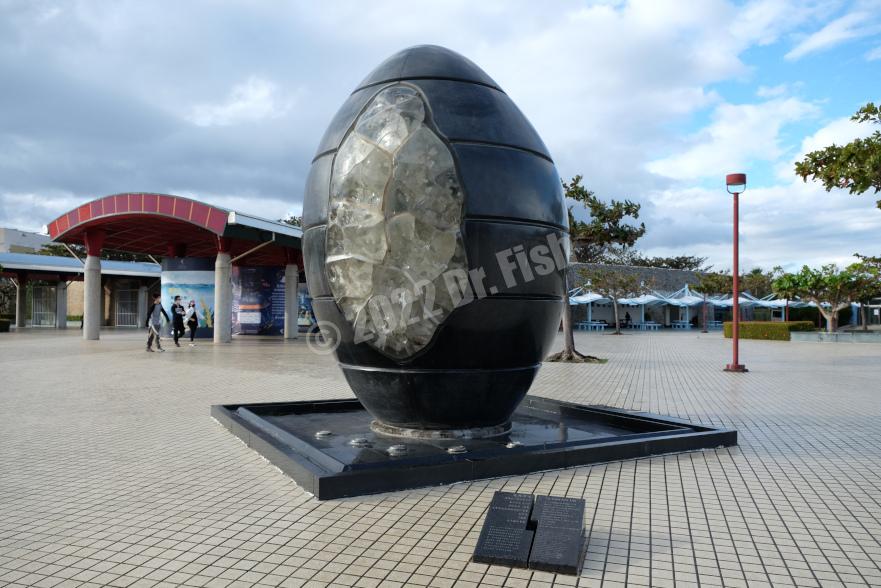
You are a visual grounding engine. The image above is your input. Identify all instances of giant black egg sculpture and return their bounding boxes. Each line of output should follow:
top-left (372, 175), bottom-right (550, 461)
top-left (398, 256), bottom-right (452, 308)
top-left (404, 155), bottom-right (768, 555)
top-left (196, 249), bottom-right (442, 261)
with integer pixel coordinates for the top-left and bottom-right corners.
top-left (303, 45), bottom-right (567, 436)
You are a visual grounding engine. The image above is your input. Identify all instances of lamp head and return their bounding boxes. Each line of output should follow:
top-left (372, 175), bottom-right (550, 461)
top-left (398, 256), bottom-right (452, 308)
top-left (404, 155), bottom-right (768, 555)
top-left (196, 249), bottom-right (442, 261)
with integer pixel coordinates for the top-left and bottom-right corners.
top-left (726, 173), bottom-right (746, 194)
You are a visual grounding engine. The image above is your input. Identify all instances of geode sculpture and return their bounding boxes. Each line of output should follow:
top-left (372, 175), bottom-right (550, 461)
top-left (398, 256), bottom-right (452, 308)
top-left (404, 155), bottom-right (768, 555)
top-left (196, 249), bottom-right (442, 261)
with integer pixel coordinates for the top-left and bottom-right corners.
top-left (303, 45), bottom-right (567, 436)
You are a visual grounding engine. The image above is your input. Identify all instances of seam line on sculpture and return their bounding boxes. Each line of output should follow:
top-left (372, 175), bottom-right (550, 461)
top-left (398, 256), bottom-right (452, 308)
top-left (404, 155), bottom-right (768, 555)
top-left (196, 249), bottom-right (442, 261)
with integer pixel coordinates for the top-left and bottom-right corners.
top-left (312, 130), bottom-right (552, 168)
top-left (309, 294), bottom-right (562, 301)
top-left (337, 362), bottom-right (542, 373)
top-left (354, 76), bottom-right (505, 94)
top-left (463, 216), bottom-right (568, 232)
top-left (448, 139), bottom-right (553, 163)
top-left (311, 149), bottom-right (337, 164)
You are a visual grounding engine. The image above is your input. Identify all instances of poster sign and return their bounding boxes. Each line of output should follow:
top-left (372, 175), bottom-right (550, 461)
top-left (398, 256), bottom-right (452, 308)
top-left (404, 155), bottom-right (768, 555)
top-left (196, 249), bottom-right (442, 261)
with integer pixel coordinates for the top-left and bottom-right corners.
top-left (298, 283), bottom-right (314, 332)
top-left (232, 266), bottom-right (286, 335)
top-left (160, 268), bottom-right (215, 339)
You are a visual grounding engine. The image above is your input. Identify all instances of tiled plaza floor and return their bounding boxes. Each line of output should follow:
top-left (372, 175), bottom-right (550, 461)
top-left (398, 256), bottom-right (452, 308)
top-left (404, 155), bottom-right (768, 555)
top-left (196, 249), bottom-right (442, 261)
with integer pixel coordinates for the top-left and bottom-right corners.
top-left (1, 329), bottom-right (879, 588)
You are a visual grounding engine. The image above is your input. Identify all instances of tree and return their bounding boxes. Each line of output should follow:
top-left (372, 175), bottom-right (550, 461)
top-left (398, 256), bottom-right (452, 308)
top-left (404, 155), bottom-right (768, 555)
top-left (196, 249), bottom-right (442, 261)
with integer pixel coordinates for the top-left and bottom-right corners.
top-left (795, 102), bottom-right (881, 208)
top-left (567, 177), bottom-right (645, 264)
top-left (772, 264), bottom-right (860, 333)
top-left (849, 256), bottom-right (881, 330)
top-left (280, 215), bottom-right (303, 228)
top-left (599, 250), bottom-right (709, 271)
top-left (739, 267), bottom-right (777, 298)
top-left (548, 176), bottom-right (646, 362)
top-left (579, 267), bottom-right (652, 335)
top-left (771, 270), bottom-right (800, 322)
top-left (36, 243), bottom-right (157, 263)
top-left (693, 272), bottom-right (732, 332)
top-left (0, 264), bottom-right (13, 315)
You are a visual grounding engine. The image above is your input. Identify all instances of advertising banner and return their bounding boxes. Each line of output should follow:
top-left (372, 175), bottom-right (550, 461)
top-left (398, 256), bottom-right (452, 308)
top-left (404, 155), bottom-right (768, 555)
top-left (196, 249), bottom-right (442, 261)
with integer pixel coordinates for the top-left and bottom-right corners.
top-left (298, 283), bottom-right (315, 332)
top-left (160, 267), bottom-right (215, 339)
top-left (232, 266), bottom-right (286, 335)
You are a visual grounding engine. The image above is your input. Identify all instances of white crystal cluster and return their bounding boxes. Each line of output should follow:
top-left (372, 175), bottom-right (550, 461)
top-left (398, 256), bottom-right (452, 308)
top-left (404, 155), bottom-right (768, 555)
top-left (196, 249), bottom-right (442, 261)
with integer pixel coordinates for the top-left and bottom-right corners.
top-left (326, 85), bottom-right (466, 359)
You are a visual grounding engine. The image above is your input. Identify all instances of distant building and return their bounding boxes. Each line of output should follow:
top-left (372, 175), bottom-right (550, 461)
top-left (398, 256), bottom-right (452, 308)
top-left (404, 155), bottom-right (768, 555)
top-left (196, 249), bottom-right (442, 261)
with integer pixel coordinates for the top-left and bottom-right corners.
top-left (0, 227), bottom-right (50, 253)
top-left (569, 263), bottom-right (702, 293)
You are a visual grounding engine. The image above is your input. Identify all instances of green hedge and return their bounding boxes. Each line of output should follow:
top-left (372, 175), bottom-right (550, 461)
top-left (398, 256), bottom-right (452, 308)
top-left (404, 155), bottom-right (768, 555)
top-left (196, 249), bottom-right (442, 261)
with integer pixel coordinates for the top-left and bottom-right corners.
top-left (67, 315), bottom-right (83, 321)
top-left (723, 321), bottom-right (815, 341)
top-left (785, 321), bottom-right (816, 332)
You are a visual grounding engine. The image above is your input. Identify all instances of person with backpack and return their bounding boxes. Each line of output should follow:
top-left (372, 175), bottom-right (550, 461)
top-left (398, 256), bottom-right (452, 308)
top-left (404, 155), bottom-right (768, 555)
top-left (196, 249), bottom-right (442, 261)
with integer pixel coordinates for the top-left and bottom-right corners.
top-left (145, 292), bottom-right (170, 352)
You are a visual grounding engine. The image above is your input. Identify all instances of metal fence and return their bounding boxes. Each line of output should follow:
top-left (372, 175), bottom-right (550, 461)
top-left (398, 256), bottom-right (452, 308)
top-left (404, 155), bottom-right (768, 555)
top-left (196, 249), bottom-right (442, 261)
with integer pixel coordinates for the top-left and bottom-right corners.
top-left (116, 289), bottom-right (139, 327)
top-left (31, 285), bottom-right (57, 327)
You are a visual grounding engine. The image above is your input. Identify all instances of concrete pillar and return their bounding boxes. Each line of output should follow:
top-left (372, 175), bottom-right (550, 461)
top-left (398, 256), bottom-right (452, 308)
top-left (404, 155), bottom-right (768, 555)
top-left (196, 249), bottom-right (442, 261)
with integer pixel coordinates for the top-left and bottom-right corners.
top-left (56, 281), bottom-right (68, 329)
top-left (214, 252), bottom-right (232, 343)
top-left (83, 255), bottom-right (102, 340)
top-left (15, 277), bottom-right (26, 329)
top-left (284, 263), bottom-right (300, 339)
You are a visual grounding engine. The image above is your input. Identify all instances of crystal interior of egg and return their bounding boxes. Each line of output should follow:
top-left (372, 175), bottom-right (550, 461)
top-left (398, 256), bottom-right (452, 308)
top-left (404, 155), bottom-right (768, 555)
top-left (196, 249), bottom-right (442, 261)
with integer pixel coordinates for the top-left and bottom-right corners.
top-left (326, 85), bottom-right (466, 359)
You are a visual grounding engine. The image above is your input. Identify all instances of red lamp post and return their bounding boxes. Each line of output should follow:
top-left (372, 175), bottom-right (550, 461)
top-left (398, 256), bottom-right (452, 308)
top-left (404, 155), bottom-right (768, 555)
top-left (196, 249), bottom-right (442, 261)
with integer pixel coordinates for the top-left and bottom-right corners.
top-left (724, 173), bottom-right (748, 373)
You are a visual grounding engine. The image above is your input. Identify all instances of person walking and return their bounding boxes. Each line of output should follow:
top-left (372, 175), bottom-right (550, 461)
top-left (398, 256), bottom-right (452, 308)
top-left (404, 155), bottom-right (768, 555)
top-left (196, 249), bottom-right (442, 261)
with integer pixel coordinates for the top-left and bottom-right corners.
top-left (171, 295), bottom-right (186, 347)
top-left (145, 292), bottom-right (170, 352)
top-left (185, 300), bottom-right (199, 346)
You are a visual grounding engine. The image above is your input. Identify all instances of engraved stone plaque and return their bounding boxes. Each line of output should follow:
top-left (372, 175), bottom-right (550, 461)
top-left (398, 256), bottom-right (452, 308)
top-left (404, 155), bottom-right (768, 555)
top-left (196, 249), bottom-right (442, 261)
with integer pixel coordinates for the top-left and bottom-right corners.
top-left (472, 492), bottom-right (585, 574)
top-left (473, 492), bottom-right (534, 567)
top-left (530, 495), bottom-right (584, 529)
top-left (528, 495), bottom-right (585, 575)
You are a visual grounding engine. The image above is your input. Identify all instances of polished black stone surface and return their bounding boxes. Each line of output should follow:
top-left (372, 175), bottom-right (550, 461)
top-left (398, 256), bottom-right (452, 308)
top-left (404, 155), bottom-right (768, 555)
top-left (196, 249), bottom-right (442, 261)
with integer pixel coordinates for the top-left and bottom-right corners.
top-left (312, 87), bottom-right (375, 158)
top-left (528, 496), bottom-right (585, 574)
top-left (302, 227), bottom-right (329, 297)
top-left (340, 364), bottom-right (538, 430)
top-left (211, 396), bottom-right (737, 500)
top-left (303, 45), bottom-right (569, 432)
top-left (454, 144), bottom-right (567, 228)
top-left (308, 297), bottom-right (563, 370)
top-left (461, 220), bottom-right (566, 297)
top-left (407, 79), bottom-right (550, 158)
top-left (301, 154), bottom-right (332, 229)
top-left (473, 492), bottom-right (535, 568)
top-left (356, 45), bottom-right (502, 92)
top-left (473, 492), bottom-right (585, 574)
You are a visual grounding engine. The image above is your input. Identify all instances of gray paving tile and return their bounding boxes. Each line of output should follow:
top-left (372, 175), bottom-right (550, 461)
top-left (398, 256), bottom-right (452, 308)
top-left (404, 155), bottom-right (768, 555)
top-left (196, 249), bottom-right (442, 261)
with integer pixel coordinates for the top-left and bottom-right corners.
top-left (2, 330), bottom-right (881, 586)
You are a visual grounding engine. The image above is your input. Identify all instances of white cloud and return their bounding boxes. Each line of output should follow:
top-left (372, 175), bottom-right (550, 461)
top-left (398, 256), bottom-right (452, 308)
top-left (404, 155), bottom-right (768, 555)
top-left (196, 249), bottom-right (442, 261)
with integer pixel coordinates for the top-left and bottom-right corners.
top-left (866, 44), bottom-right (881, 59)
top-left (0, 191), bottom-right (83, 232)
top-left (1, 0), bottom-right (878, 270)
top-left (642, 108), bottom-right (881, 268)
top-left (785, 10), bottom-right (880, 60)
top-left (639, 178), bottom-right (881, 270)
top-left (647, 98), bottom-right (819, 180)
top-left (798, 114), bottom-right (876, 153)
top-left (770, 112), bottom-right (877, 180)
top-left (756, 83), bottom-right (788, 97)
top-left (188, 77), bottom-right (293, 127)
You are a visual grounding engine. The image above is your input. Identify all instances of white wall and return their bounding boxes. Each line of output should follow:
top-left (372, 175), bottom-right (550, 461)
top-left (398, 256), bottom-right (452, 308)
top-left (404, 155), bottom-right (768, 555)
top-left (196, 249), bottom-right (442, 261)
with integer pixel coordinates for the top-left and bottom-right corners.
top-left (0, 227), bottom-right (50, 253)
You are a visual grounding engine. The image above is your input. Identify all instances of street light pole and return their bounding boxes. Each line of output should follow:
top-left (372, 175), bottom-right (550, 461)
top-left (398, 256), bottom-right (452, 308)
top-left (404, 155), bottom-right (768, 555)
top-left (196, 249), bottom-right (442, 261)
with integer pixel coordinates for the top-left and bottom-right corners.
top-left (725, 173), bottom-right (748, 373)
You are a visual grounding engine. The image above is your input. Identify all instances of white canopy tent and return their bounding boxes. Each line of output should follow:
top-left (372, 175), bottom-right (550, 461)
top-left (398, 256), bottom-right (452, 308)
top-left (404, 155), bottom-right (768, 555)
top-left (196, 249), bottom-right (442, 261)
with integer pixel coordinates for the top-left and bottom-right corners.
top-left (568, 284), bottom-right (823, 327)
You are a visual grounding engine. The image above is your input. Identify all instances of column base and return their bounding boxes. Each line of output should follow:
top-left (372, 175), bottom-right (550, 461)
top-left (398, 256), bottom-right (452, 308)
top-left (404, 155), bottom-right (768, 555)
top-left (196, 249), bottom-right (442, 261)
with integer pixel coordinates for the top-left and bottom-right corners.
top-left (724, 364), bottom-right (748, 372)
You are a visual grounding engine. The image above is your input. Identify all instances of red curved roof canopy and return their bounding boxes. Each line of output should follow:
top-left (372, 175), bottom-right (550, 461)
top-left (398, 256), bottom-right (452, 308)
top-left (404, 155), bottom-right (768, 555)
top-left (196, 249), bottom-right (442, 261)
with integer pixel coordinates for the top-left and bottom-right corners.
top-left (48, 193), bottom-right (302, 266)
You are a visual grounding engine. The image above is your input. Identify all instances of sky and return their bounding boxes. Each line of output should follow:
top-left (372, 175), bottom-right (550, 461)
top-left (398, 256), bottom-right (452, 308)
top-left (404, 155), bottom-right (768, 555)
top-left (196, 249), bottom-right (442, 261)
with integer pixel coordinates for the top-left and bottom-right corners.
top-left (1, 0), bottom-right (879, 270)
